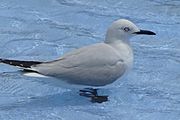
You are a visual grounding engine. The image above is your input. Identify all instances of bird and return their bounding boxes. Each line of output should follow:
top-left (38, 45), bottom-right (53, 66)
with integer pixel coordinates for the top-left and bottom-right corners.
top-left (0, 19), bottom-right (156, 103)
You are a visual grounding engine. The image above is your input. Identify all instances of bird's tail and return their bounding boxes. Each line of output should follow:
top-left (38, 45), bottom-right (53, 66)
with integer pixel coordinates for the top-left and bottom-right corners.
top-left (0, 58), bottom-right (42, 69)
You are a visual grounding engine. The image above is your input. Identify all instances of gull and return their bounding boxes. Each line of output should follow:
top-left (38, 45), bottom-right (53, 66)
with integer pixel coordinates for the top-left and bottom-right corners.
top-left (0, 19), bottom-right (155, 103)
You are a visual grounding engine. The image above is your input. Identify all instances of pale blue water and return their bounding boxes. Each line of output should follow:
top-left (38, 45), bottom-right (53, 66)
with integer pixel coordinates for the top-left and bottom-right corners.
top-left (0, 0), bottom-right (179, 120)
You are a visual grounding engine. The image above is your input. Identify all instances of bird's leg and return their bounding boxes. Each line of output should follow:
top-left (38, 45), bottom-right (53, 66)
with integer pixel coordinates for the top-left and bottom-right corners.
top-left (79, 88), bottom-right (98, 96)
top-left (79, 88), bottom-right (108, 103)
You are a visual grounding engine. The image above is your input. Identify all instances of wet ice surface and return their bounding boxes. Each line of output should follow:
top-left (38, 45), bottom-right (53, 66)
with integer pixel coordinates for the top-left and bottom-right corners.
top-left (0, 0), bottom-right (180, 120)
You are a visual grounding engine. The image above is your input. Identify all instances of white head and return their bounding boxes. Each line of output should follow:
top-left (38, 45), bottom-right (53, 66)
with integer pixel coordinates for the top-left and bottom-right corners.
top-left (105, 19), bottom-right (155, 43)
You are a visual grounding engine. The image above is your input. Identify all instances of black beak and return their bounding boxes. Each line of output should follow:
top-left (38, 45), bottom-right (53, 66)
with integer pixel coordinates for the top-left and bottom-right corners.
top-left (133, 29), bottom-right (156, 35)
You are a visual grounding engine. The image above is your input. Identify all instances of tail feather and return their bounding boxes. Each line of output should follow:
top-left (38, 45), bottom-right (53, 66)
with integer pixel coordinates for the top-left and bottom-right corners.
top-left (0, 58), bottom-right (42, 68)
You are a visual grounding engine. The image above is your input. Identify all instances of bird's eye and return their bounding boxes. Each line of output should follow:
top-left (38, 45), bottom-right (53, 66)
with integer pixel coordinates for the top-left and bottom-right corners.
top-left (123, 27), bottom-right (130, 32)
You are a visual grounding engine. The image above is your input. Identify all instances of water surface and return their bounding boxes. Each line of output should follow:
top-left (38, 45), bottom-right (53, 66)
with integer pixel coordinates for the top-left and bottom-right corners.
top-left (0, 0), bottom-right (179, 120)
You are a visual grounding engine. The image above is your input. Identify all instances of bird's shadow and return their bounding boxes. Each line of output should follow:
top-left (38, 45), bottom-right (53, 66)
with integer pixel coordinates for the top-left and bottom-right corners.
top-left (0, 88), bottom-right (111, 111)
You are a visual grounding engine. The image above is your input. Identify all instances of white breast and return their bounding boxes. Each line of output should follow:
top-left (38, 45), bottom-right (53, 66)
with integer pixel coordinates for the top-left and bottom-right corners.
top-left (108, 41), bottom-right (134, 72)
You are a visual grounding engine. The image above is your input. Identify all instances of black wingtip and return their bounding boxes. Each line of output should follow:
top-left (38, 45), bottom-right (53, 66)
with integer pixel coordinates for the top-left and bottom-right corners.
top-left (0, 58), bottom-right (42, 68)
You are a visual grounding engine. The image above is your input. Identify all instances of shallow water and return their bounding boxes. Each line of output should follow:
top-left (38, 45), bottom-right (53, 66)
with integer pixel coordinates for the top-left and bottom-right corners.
top-left (0, 0), bottom-right (179, 120)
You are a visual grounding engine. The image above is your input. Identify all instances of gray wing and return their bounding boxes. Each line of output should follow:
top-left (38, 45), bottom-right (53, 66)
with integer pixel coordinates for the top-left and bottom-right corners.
top-left (33, 43), bottom-right (126, 86)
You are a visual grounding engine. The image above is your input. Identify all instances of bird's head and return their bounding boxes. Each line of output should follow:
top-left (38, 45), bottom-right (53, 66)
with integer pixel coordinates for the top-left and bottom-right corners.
top-left (105, 19), bottom-right (156, 43)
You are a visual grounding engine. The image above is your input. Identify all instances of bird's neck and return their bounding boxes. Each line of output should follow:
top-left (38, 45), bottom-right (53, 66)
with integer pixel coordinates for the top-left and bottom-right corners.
top-left (105, 39), bottom-right (130, 45)
top-left (105, 40), bottom-right (132, 53)
top-left (104, 31), bottom-right (133, 63)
